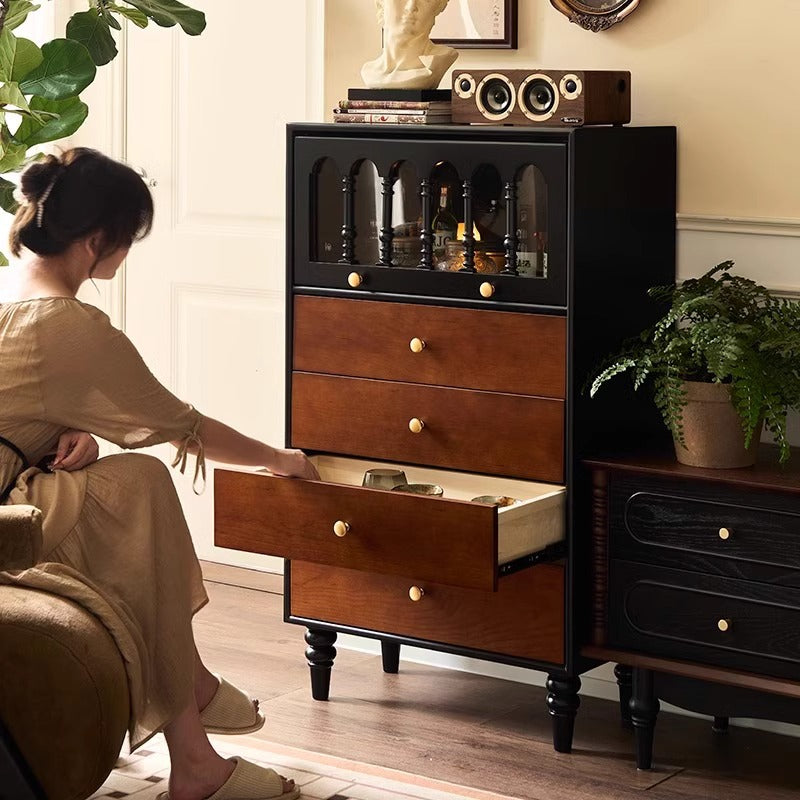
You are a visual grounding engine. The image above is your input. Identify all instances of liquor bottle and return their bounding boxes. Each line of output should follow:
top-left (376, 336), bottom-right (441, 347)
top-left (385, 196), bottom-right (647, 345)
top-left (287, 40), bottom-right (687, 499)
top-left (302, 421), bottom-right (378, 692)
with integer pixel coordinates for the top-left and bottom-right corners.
top-left (432, 186), bottom-right (458, 262)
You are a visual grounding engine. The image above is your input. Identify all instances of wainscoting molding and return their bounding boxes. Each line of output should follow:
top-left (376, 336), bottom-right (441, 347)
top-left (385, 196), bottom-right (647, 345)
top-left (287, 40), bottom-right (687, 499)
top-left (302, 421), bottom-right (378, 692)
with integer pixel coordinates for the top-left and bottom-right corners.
top-left (678, 213), bottom-right (800, 238)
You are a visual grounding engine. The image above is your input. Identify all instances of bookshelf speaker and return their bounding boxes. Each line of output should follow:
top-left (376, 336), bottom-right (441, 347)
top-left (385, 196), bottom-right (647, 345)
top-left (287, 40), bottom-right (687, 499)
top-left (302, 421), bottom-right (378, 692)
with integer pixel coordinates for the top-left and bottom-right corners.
top-left (452, 69), bottom-right (630, 127)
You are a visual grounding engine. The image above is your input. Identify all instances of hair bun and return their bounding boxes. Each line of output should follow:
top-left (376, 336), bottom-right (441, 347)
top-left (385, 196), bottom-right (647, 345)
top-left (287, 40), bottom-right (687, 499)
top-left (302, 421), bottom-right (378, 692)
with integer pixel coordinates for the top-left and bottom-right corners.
top-left (18, 154), bottom-right (64, 203)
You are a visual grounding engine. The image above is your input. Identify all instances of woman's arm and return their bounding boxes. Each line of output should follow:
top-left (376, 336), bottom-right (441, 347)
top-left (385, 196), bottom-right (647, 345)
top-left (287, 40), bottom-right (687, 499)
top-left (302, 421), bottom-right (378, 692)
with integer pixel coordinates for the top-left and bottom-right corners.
top-left (172, 414), bottom-right (320, 480)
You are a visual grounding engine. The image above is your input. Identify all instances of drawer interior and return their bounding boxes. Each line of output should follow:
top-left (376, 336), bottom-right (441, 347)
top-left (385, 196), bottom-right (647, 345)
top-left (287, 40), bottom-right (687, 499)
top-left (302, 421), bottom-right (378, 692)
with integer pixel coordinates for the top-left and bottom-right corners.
top-left (309, 455), bottom-right (566, 565)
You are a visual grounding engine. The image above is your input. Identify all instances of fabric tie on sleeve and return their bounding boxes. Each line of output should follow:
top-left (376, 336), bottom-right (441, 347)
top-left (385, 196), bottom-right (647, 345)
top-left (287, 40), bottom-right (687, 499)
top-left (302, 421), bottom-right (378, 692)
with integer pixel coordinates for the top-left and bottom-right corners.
top-left (171, 416), bottom-right (206, 495)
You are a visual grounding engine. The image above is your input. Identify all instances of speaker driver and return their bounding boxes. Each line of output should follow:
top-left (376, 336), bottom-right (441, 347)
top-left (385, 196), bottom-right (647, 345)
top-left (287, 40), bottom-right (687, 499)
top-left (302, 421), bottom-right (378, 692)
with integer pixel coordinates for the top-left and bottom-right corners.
top-left (454, 72), bottom-right (476, 99)
top-left (519, 74), bottom-right (559, 122)
top-left (476, 73), bottom-right (516, 121)
top-left (559, 73), bottom-right (582, 100)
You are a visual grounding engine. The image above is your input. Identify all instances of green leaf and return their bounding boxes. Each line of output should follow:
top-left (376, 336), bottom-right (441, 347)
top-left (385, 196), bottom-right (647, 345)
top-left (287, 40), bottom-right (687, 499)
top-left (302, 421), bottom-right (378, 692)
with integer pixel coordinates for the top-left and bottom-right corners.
top-left (0, 126), bottom-right (27, 172)
top-left (0, 81), bottom-right (55, 124)
top-left (0, 29), bottom-right (16, 82)
top-left (0, 251), bottom-right (9, 267)
top-left (124, 0), bottom-right (206, 35)
top-left (0, 176), bottom-right (19, 214)
top-left (3, 1), bottom-right (41, 32)
top-left (0, 80), bottom-right (29, 109)
top-left (18, 38), bottom-right (97, 100)
top-left (66, 10), bottom-right (118, 67)
top-left (11, 37), bottom-right (43, 82)
top-left (109, 3), bottom-right (149, 27)
top-left (98, 2), bottom-right (123, 30)
top-left (14, 95), bottom-right (89, 146)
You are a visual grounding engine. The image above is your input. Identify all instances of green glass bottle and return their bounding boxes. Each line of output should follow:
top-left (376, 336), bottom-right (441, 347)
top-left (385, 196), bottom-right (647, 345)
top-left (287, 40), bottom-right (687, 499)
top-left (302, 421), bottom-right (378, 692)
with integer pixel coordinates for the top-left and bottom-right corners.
top-left (432, 186), bottom-right (458, 264)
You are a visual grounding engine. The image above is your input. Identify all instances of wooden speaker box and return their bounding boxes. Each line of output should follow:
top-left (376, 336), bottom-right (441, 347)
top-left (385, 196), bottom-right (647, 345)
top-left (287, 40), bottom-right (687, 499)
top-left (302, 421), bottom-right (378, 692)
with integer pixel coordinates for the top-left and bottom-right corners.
top-left (452, 69), bottom-right (631, 127)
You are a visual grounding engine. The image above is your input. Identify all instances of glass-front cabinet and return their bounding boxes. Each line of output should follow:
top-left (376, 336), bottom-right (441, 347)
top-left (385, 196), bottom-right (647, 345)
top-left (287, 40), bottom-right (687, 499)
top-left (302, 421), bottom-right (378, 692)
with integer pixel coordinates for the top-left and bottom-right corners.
top-left (293, 131), bottom-right (568, 306)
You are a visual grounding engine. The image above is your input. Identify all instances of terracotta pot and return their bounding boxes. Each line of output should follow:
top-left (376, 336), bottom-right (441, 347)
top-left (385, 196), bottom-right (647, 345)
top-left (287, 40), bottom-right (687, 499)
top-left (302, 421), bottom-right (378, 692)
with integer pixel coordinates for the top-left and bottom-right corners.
top-left (673, 381), bottom-right (761, 469)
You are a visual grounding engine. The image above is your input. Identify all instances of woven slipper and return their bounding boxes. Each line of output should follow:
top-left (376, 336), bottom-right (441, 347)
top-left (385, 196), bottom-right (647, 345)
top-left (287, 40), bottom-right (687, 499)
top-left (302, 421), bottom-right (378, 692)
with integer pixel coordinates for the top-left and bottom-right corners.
top-left (157, 757), bottom-right (300, 800)
top-left (200, 674), bottom-right (266, 735)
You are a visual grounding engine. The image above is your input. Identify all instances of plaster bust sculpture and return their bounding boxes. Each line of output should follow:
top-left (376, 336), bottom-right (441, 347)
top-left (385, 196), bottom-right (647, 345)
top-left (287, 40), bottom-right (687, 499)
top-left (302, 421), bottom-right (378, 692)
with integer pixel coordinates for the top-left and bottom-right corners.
top-left (361, 0), bottom-right (459, 90)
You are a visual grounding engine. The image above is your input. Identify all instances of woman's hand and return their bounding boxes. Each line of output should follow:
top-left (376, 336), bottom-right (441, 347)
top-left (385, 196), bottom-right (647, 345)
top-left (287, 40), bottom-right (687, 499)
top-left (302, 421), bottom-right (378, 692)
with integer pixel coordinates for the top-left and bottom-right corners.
top-left (50, 430), bottom-right (100, 472)
top-left (269, 448), bottom-right (320, 480)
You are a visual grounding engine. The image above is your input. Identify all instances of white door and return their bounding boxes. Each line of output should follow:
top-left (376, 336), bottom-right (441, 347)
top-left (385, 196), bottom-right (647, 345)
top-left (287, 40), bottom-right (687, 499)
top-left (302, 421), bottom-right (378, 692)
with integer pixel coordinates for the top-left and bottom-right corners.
top-left (123, 1), bottom-right (324, 570)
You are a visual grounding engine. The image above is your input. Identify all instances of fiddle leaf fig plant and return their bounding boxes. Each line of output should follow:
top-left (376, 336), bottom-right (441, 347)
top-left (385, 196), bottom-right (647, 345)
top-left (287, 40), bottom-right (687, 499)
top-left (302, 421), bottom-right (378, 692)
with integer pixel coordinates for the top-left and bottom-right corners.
top-left (589, 261), bottom-right (800, 463)
top-left (0, 0), bottom-right (206, 264)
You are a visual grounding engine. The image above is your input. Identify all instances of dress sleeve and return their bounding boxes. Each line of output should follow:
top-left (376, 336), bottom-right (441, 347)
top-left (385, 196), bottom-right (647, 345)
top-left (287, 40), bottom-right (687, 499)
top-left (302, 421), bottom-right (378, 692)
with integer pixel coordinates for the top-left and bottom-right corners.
top-left (37, 301), bottom-right (206, 491)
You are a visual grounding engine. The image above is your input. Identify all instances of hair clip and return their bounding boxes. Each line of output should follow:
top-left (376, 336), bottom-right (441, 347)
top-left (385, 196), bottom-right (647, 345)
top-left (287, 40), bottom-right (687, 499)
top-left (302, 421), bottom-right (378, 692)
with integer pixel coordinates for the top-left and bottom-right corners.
top-left (36, 174), bottom-right (60, 228)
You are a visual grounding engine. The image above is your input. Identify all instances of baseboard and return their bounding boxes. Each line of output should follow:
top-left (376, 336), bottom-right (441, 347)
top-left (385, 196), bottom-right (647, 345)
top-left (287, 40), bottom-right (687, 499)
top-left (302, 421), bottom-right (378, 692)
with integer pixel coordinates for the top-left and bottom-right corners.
top-left (200, 560), bottom-right (283, 594)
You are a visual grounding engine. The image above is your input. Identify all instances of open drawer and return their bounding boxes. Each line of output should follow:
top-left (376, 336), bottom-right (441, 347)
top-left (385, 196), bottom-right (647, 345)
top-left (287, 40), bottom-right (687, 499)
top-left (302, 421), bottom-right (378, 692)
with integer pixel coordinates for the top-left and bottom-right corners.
top-left (215, 455), bottom-right (565, 591)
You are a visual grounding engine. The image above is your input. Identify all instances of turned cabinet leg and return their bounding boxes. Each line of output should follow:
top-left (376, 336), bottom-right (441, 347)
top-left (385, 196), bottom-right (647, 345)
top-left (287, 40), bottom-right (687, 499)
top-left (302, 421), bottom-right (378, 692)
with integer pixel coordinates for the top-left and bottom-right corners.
top-left (304, 628), bottom-right (337, 701)
top-left (381, 640), bottom-right (401, 674)
top-left (712, 716), bottom-right (729, 734)
top-left (546, 673), bottom-right (581, 754)
top-left (630, 668), bottom-right (660, 770)
top-left (615, 664), bottom-right (634, 728)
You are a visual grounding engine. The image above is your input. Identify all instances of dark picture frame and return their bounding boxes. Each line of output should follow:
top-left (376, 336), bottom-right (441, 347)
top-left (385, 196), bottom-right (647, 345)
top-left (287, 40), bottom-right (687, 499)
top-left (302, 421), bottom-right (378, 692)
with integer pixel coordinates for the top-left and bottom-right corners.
top-left (431, 0), bottom-right (518, 49)
top-left (549, 0), bottom-right (640, 32)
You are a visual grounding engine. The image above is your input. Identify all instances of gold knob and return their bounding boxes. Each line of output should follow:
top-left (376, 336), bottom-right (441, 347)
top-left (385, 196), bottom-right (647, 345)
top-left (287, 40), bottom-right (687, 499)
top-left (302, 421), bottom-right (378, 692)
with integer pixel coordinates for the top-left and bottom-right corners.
top-left (719, 527), bottom-right (731, 540)
top-left (408, 417), bottom-right (425, 434)
top-left (479, 282), bottom-right (495, 298)
top-left (409, 337), bottom-right (426, 353)
top-left (717, 618), bottom-right (731, 632)
top-left (333, 520), bottom-right (350, 538)
top-left (347, 272), bottom-right (363, 288)
top-left (409, 586), bottom-right (425, 602)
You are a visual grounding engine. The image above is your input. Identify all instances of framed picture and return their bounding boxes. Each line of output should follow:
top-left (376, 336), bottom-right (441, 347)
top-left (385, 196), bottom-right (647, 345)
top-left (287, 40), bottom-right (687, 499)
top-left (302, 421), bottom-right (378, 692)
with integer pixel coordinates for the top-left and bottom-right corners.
top-left (431, 0), bottom-right (518, 49)
top-left (549, 0), bottom-right (640, 32)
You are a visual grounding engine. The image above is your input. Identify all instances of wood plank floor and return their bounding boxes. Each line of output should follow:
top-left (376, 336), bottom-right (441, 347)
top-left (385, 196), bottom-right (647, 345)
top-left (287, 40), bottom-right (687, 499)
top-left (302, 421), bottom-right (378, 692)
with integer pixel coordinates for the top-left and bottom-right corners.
top-left (195, 563), bottom-right (800, 800)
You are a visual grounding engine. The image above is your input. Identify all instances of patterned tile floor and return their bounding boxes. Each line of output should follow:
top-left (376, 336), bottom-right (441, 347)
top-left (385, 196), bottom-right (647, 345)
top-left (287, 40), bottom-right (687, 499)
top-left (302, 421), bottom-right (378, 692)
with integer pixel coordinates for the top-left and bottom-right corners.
top-left (91, 733), bottom-right (516, 800)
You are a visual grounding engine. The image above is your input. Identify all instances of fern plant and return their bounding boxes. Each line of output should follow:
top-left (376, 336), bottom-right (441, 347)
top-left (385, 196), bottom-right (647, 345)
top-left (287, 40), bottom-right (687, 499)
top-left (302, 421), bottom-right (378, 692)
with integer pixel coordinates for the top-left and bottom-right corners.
top-left (589, 261), bottom-right (800, 463)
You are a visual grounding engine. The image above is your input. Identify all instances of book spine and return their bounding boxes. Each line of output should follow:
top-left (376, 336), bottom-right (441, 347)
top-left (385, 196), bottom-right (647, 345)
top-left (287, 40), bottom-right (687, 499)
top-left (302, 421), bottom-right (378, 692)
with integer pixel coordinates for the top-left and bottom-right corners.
top-left (333, 113), bottom-right (447, 125)
top-left (339, 99), bottom-right (448, 110)
top-left (335, 107), bottom-right (432, 117)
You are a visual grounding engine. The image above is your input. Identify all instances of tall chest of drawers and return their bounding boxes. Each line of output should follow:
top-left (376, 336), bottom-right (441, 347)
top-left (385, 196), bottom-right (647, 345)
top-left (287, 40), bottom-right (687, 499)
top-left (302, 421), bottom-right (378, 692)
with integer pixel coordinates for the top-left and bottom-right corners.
top-left (214, 123), bottom-right (676, 752)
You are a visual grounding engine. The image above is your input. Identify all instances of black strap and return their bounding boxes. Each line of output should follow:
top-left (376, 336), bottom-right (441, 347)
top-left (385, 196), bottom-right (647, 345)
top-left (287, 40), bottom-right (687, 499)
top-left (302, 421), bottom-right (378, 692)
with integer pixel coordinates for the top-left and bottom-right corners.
top-left (0, 434), bottom-right (29, 504)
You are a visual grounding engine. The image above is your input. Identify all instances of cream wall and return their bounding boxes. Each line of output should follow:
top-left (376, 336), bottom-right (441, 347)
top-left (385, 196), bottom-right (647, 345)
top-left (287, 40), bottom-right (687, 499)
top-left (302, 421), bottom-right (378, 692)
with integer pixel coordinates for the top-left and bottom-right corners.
top-left (325, 0), bottom-right (800, 222)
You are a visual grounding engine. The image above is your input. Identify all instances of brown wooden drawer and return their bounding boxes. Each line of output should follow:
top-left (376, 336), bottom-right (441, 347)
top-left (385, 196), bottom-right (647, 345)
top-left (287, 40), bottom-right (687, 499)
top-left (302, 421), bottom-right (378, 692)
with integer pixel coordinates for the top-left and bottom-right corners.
top-left (290, 560), bottom-right (565, 665)
top-left (291, 372), bottom-right (564, 483)
top-left (215, 455), bottom-right (565, 592)
top-left (293, 295), bottom-right (566, 398)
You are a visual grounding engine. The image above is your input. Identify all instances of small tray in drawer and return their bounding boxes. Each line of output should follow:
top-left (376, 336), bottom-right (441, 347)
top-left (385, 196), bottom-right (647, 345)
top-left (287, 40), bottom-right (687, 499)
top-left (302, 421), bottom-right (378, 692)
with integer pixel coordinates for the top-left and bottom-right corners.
top-left (215, 455), bottom-right (566, 592)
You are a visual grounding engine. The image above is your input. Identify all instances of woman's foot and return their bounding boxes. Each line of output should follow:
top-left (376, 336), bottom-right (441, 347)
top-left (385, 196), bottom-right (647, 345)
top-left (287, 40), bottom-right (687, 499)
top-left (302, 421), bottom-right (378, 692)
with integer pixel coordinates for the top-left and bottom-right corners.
top-left (196, 669), bottom-right (260, 718)
top-left (168, 754), bottom-right (295, 800)
top-left (197, 672), bottom-right (265, 735)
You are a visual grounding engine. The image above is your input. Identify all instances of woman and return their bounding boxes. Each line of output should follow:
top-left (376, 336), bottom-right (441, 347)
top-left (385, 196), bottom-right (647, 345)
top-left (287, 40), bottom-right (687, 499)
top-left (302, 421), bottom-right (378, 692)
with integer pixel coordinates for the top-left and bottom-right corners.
top-left (0, 148), bottom-right (318, 800)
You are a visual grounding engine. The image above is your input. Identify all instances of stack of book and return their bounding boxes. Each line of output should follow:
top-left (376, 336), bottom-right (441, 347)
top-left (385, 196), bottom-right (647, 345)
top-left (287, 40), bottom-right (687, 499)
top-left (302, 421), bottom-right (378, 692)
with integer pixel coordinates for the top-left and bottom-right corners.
top-left (333, 88), bottom-right (452, 126)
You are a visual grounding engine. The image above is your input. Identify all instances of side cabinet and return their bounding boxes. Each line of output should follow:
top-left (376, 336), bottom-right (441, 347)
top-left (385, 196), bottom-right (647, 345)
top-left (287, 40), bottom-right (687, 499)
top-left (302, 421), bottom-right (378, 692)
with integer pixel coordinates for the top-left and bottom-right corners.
top-left (585, 455), bottom-right (800, 769)
top-left (215, 123), bottom-right (677, 753)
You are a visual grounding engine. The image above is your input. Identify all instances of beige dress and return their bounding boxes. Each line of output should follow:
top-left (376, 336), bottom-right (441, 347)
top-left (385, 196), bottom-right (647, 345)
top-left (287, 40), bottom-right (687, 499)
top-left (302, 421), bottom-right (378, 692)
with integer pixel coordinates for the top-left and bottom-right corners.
top-left (0, 297), bottom-right (209, 749)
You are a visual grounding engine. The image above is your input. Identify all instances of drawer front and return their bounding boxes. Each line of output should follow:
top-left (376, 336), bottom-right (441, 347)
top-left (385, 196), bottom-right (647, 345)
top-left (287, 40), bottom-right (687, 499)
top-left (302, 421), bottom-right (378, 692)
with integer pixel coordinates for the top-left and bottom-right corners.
top-left (215, 468), bottom-right (499, 590)
top-left (293, 296), bottom-right (567, 398)
top-left (609, 559), bottom-right (800, 679)
top-left (612, 484), bottom-right (800, 572)
top-left (291, 373), bottom-right (564, 483)
top-left (290, 561), bottom-right (565, 665)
